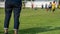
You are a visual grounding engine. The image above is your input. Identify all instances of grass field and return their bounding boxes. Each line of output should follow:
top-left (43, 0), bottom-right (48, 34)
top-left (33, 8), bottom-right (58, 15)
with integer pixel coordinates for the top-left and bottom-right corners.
top-left (0, 8), bottom-right (60, 34)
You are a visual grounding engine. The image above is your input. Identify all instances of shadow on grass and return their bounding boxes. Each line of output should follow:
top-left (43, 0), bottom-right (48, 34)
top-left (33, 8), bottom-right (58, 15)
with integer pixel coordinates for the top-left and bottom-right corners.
top-left (19, 26), bottom-right (52, 34)
top-left (0, 31), bottom-right (4, 34)
top-left (8, 26), bottom-right (60, 34)
top-left (0, 26), bottom-right (60, 34)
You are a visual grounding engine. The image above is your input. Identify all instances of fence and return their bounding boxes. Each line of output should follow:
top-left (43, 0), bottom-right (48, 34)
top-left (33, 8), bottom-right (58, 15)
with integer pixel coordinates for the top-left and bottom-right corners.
top-left (0, 2), bottom-right (5, 8)
top-left (25, 1), bottom-right (58, 8)
top-left (0, 1), bottom-right (58, 8)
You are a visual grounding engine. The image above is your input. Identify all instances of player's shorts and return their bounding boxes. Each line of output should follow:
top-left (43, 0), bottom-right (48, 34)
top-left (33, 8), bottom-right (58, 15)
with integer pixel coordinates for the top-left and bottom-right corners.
top-left (52, 7), bottom-right (55, 11)
top-left (52, 8), bottom-right (55, 11)
top-left (49, 7), bottom-right (52, 9)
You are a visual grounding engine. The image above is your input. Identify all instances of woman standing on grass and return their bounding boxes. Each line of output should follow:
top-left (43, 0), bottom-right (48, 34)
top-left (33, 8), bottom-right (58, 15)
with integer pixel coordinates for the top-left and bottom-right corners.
top-left (4, 0), bottom-right (22, 34)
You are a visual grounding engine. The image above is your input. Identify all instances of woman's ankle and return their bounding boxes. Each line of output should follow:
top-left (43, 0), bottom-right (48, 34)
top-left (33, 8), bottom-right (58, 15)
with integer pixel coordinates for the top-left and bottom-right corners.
top-left (4, 29), bottom-right (8, 34)
top-left (14, 30), bottom-right (18, 34)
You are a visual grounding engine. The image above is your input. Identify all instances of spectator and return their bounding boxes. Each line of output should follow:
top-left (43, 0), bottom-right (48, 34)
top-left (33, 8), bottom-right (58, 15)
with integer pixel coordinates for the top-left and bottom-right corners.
top-left (4, 0), bottom-right (22, 34)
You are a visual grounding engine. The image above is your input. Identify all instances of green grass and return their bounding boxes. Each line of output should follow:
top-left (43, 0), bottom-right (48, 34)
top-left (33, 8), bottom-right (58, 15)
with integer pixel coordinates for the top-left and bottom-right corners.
top-left (0, 8), bottom-right (60, 34)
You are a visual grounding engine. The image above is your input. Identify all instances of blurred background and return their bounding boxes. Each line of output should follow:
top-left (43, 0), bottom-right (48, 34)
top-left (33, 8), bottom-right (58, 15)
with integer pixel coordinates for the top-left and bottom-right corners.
top-left (0, 0), bottom-right (60, 34)
top-left (0, 0), bottom-right (60, 8)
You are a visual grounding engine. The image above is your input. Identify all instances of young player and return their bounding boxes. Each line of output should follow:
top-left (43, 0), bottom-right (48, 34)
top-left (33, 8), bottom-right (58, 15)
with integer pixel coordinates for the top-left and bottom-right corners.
top-left (41, 4), bottom-right (43, 9)
top-left (45, 4), bottom-right (48, 11)
top-left (52, 1), bottom-right (56, 13)
top-left (48, 2), bottom-right (52, 11)
top-left (32, 3), bottom-right (34, 9)
top-left (58, 0), bottom-right (60, 9)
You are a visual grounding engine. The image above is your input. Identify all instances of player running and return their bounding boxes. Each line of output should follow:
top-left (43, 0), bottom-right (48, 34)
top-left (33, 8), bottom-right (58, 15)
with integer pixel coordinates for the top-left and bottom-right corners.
top-left (52, 1), bottom-right (56, 13)
top-left (48, 2), bottom-right (52, 11)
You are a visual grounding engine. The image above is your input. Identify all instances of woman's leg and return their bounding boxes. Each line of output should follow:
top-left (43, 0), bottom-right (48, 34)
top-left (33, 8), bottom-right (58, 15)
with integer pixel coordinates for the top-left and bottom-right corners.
top-left (4, 3), bottom-right (12, 34)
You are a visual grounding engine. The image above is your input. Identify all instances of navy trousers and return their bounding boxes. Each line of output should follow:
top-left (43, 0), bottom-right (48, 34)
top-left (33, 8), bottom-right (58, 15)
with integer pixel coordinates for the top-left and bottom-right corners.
top-left (4, 2), bottom-right (22, 29)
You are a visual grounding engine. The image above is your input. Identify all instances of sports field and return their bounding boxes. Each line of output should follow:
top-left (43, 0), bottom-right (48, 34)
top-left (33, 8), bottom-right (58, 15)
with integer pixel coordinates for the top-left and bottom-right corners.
top-left (0, 8), bottom-right (60, 34)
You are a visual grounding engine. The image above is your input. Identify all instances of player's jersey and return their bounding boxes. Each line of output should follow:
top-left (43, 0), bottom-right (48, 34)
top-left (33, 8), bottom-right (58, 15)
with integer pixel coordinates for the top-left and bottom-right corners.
top-left (52, 3), bottom-right (56, 9)
top-left (48, 4), bottom-right (52, 7)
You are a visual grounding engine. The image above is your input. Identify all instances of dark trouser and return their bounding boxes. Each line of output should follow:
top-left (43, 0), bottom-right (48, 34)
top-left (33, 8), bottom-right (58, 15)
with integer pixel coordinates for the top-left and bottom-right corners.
top-left (4, 2), bottom-right (22, 30)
